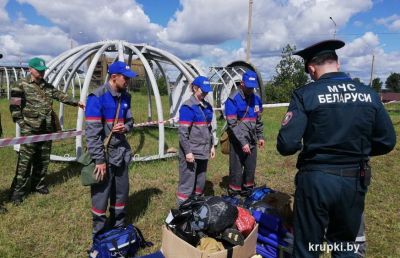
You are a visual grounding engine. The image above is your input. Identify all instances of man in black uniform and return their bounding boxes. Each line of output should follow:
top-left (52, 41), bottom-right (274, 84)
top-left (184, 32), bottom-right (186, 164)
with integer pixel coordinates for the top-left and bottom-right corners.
top-left (276, 39), bottom-right (396, 257)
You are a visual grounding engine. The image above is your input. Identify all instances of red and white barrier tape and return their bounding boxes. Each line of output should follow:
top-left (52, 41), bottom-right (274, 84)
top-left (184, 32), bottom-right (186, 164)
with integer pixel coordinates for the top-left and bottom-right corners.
top-left (0, 130), bottom-right (84, 148)
top-left (0, 117), bottom-right (179, 148)
top-left (132, 117), bottom-right (178, 128)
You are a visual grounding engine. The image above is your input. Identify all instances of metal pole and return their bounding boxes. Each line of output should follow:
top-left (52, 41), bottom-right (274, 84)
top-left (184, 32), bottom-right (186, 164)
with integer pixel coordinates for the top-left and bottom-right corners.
top-left (369, 53), bottom-right (375, 87)
top-left (246, 0), bottom-right (253, 63)
top-left (329, 17), bottom-right (337, 39)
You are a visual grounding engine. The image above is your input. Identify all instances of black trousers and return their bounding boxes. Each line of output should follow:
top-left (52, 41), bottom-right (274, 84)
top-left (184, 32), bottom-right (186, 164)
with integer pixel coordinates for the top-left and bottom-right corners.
top-left (293, 170), bottom-right (367, 258)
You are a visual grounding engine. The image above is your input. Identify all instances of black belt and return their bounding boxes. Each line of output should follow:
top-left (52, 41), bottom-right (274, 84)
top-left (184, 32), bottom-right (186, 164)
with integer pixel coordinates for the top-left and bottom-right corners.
top-left (300, 167), bottom-right (360, 177)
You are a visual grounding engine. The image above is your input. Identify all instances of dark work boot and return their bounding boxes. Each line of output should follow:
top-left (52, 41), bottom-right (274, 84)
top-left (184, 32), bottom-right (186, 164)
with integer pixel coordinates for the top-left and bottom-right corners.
top-left (241, 183), bottom-right (256, 197)
top-left (240, 187), bottom-right (253, 197)
top-left (10, 192), bottom-right (24, 206)
top-left (0, 205), bottom-right (7, 214)
top-left (227, 188), bottom-right (241, 197)
top-left (33, 186), bottom-right (49, 195)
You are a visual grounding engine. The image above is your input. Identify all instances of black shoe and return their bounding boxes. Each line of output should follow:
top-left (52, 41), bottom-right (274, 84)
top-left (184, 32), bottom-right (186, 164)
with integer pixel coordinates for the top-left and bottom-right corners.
top-left (240, 185), bottom-right (255, 197)
top-left (0, 206), bottom-right (7, 214)
top-left (34, 186), bottom-right (49, 195)
top-left (240, 189), bottom-right (252, 197)
top-left (10, 193), bottom-right (24, 206)
top-left (227, 188), bottom-right (241, 197)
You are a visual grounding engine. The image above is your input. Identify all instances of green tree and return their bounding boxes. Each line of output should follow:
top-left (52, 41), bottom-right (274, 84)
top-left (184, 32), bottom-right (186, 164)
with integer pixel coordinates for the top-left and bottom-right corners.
top-left (266, 44), bottom-right (309, 103)
top-left (352, 77), bottom-right (362, 84)
top-left (385, 72), bottom-right (400, 92)
top-left (371, 77), bottom-right (382, 93)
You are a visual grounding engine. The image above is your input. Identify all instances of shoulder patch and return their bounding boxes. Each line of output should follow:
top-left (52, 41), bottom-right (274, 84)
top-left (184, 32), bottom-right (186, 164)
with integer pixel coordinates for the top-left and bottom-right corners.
top-left (281, 111), bottom-right (293, 126)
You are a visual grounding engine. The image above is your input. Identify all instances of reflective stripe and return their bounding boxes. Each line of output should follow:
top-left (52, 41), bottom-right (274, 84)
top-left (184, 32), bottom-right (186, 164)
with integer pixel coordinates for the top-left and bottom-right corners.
top-left (244, 182), bottom-right (254, 187)
top-left (86, 116), bottom-right (102, 121)
top-left (229, 184), bottom-right (241, 191)
top-left (241, 117), bottom-right (256, 122)
top-left (195, 187), bottom-right (203, 194)
top-left (193, 122), bottom-right (208, 125)
top-left (110, 203), bottom-right (125, 210)
top-left (91, 207), bottom-right (106, 216)
top-left (177, 192), bottom-right (188, 200)
top-left (179, 121), bottom-right (192, 125)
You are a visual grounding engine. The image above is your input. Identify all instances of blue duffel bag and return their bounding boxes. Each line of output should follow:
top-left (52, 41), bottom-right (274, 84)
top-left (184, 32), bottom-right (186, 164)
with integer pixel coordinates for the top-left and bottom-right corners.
top-left (89, 224), bottom-right (153, 258)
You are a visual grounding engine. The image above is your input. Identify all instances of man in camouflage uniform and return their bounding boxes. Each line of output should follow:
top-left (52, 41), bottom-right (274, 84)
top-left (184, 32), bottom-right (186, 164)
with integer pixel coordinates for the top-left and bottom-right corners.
top-left (9, 57), bottom-right (85, 205)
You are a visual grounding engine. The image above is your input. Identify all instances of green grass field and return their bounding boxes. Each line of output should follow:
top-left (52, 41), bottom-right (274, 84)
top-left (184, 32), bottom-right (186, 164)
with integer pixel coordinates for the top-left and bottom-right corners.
top-left (0, 95), bottom-right (398, 257)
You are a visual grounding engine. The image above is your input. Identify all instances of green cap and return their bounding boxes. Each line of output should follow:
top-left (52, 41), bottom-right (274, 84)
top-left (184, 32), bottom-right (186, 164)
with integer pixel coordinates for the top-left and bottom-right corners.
top-left (28, 57), bottom-right (48, 71)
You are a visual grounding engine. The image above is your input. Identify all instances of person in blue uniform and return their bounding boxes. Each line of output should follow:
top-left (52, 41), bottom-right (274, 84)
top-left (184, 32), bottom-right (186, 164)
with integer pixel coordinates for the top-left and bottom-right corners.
top-left (85, 61), bottom-right (137, 237)
top-left (176, 76), bottom-right (215, 205)
top-left (225, 70), bottom-right (264, 197)
top-left (276, 39), bottom-right (396, 257)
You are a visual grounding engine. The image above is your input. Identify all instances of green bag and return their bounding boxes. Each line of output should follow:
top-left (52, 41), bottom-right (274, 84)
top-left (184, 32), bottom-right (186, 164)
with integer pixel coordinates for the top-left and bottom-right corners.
top-left (78, 97), bottom-right (121, 186)
top-left (220, 130), bottom-right (230, 155)
top-left (77, 151), bottom-right (99, 186)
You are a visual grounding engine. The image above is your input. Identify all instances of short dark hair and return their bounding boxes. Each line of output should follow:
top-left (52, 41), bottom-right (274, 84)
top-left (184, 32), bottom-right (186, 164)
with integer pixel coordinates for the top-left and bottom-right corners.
top-left (308, 52), bottom-right (338, 66)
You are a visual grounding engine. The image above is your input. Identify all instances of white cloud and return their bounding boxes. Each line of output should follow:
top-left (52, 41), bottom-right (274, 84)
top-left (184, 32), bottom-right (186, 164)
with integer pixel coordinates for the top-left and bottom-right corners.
top-left (156, 0), bottom-right (375, 78)
top-left (340, 32), bottom-right (379, 57)
top-left (17, 0), bottom-right (162, 44)
top-left (0, 0), bottom-right (9, 23)
top-left (339, 34), bottom-right (400, 83)
top-left (0, 21), bottom-right (70, 63)
top-left (0, 0), bottom-right (163, 63)
top-left (375, 14), bottom-right (400, 31)
top-left (160, 0), bottom-right (246, 45)
top-left (250, 0), bottom-right (373, 52)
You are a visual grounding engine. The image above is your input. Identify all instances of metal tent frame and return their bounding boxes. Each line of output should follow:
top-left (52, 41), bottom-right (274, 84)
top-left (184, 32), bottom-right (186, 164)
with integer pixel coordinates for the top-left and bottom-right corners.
top-left (28, 40), bottom-right (214, 162)
top-left (209, 60), bottom-right (265, 111)
top-left (4, 44), bottom-right (263, 163)
top-left (0, 66), bottom-right (28, 99)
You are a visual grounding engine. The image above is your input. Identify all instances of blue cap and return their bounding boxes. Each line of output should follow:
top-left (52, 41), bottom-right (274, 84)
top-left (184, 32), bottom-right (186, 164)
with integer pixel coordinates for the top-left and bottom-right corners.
top-left (108, 61), bottom-right (137, 78)
top-left (192, 76), bottom-right (212, 93)
top-left (242, 70), bottom-right (258, 88)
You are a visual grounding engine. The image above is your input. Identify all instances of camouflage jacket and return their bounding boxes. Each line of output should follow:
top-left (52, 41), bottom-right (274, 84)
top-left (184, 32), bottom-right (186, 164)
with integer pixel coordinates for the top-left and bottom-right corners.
top-left (9, 76), bottom-right (78, 132)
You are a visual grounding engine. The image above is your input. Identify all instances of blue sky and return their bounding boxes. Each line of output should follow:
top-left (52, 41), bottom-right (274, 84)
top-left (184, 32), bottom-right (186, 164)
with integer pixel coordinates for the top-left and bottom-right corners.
top-left (1, 0), bottom-right (400, 83)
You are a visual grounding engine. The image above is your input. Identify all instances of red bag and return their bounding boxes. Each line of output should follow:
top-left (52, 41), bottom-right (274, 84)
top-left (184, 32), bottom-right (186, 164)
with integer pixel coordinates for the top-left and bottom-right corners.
top-left (234, 207), bottom-right (255, 237)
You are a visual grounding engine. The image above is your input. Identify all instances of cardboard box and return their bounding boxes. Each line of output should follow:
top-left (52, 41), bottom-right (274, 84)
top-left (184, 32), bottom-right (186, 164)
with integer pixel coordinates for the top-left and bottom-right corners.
top-left (161, 224), bottom-right (259, 258)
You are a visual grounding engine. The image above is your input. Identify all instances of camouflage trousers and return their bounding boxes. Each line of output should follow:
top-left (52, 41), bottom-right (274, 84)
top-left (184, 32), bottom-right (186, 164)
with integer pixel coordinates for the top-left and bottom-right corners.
top-left (11, 129), bottom-right (52, 196)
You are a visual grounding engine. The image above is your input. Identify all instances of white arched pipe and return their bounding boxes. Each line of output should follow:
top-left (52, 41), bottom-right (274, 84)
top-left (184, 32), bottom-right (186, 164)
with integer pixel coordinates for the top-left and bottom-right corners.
top-left (59, 49), bottom-right (98, 130)
top-left (4, 67), bottom-right (10, 99)
top-left (21, 67), bottom-right (27, 77)
top-left (50, 47), bottom-right (102, 132)
top-left (124, 42), bottom-right (166, 157)
top-left (12, 67), bottom-right (18, 82)
top-left (76, 42), bottom-right (114, 158)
